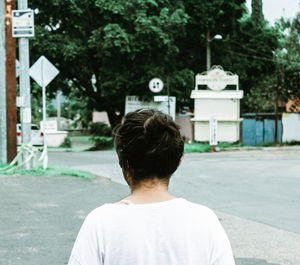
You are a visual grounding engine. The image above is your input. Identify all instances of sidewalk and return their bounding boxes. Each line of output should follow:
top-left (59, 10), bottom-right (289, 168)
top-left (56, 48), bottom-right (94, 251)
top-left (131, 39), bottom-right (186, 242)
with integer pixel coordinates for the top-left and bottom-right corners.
top-left (0, 174), bottom-right (128, 265)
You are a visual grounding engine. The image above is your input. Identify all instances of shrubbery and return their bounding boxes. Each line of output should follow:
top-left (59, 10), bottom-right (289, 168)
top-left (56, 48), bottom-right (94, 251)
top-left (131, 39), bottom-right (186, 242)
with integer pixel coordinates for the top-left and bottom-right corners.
top-left (89, 122), bottom-right (113, 150)
top-left (59, 137), bottom-right (72, 148)
top-left (90, 122), bottom-right (111, 137)
top-left (89, 136), bottom-right (113, 151)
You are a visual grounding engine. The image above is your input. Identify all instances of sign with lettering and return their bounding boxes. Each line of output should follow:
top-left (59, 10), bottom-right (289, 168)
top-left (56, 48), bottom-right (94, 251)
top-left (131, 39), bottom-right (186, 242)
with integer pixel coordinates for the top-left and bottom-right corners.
top-left (209, 117), bottom-right (218, 145)
top-left (125, 96), bottom-right (176, 121)
top-left (195, 66), bottom-right (239, 91)
top-left (12, 9), bottom-right (34, 37)
top-left (149, 78), bottom-right (164, 93)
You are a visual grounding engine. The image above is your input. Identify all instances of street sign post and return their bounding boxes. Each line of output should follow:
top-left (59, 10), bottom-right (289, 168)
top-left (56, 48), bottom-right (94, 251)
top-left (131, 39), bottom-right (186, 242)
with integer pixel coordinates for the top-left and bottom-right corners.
top-left (209, 117), bottom-right (218, 151)
top-left (12, 9), bottom-right (34, 37)
top-left (30, 55), bottom-right (59, 168)
top-left (16, 0), bottom-right (34, 169)
top-left (149, 78), bottom-right (164, 93)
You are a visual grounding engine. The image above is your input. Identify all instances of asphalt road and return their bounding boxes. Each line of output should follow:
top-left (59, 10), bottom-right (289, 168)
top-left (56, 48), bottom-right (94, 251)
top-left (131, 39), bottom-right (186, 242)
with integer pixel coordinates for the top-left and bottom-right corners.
top-left (1, 146), bottom-right (300, 265)
top-left (48, 147), bottom-right (300, 234)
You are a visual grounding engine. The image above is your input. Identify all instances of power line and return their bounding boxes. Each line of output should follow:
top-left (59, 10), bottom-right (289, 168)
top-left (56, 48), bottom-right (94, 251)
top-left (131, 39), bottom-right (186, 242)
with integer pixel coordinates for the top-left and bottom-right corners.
top-left (228, 39), bottom-right (274, 59)
top-left (223, 48), bottom-right (300, 65)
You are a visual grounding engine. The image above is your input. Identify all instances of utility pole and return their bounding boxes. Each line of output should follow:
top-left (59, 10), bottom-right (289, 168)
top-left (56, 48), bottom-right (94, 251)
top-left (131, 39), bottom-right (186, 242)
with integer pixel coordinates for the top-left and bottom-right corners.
top-left (206, 30), bottom-right (211, 71)
top-left (206, 31), bottom-right (222, 71)
top-left (57, 91), bottom-right (61, 131)
top-left (0, 0), bottom-right (7, 163)
top-left (5, 0), bottom-right (17, 162)
top-left (18, 0), bottom-right (32, 169)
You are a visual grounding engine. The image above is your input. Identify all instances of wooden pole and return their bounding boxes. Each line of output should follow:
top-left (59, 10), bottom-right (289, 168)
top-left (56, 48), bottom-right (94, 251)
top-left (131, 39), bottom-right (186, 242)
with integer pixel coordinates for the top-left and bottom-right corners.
top-left (5, 0), bottom-right (17, 162)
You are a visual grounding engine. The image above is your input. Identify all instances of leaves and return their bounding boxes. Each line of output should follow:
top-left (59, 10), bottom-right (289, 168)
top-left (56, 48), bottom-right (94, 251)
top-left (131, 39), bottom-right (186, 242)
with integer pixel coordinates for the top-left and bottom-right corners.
top-left (30, 0), bottom-right (293, 126)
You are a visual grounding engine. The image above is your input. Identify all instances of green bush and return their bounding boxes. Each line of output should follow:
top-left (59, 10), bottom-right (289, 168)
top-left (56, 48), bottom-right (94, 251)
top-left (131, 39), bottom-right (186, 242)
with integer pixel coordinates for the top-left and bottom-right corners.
top-left (89, 136), bottom-right (113, 151)
top-left (90, 122), bottom-right (111, 137)
top-left (59, 137), bottom-right (72, 148)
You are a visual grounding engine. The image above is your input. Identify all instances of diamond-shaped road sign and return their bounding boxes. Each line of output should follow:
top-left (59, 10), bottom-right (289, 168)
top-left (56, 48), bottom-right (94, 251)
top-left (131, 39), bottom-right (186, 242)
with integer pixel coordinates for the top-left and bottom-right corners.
top-left (29, 55), bottom-right (59, 87)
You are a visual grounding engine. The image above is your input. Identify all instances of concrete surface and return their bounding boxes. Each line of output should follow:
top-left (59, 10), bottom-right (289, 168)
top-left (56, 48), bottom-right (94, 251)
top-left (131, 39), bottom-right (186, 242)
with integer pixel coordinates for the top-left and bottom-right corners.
top-left (48, 146), bottom-right (300, 234)
top-left (0, 175), bottom-right (128, 265)
top-left (1, 146), bottom-right (300, 265)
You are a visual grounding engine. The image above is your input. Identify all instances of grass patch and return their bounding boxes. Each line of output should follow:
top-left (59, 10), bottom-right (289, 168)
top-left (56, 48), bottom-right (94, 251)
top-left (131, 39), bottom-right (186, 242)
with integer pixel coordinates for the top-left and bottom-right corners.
top-left (0, 163), bottom-right (92, 178)
top-left (88, 136), bottom-right (114, 151)
top-left (69, 136), bottom-right (92, 142)
top-left (59, 137), bottom-right (72, 148)
top-left (184, 142), bottom-right (243, 153)
top-left (48, 146), bottom-right (72, 150)
top-left (282, 141), bottom-right (300, 146)
top-left (184, 143), bottom-right (212, 153)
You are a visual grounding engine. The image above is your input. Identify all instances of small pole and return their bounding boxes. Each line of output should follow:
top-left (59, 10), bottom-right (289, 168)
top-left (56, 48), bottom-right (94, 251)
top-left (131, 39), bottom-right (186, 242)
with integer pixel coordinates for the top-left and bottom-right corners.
top-left (167, 76), bottom-right (170, 116)
top-left (206, 30), bottom-right (211, 71)
top-left (57, 91), bottom-right (61, 131)
top-left (42, 58), bottom-right (47, 146)
top-left (40, 57), bottom-right (48, 169)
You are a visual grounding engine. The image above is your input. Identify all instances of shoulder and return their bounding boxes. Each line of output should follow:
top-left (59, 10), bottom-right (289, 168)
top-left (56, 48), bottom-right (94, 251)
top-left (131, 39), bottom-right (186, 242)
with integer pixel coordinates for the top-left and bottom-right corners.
top-left (83, 204), bottom-right (119, 225)
top-left (175, 199), bottom-right (222, 229)
top-left (180, 199), bottom-right (218, 217)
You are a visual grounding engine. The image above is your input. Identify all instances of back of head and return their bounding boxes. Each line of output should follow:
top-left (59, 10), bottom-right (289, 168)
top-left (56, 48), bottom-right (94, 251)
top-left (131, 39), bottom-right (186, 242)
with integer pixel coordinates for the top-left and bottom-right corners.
top-left (113, 109), bottom-right (184, 185)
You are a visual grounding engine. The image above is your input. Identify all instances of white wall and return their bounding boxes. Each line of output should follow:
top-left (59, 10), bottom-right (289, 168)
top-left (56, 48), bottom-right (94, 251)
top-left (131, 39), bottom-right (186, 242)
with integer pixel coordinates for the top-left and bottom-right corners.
top-left (45, 132), bottom-right (68, 147)
top-left (194, 121), bottom-right (240, 142)
top-left (282, 113), bottom-right (300, 142)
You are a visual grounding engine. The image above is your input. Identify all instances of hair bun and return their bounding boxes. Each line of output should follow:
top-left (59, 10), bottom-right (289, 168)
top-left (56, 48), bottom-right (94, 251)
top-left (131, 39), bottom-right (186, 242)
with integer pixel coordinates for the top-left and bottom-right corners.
top-left (113, 109), bottom-right (184, 182)
top-left (143, 112), bottom-right (178, 140)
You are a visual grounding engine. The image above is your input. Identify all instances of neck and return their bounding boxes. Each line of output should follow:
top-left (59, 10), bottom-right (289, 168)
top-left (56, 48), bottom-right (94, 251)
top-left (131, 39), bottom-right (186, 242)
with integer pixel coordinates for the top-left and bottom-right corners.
top-left (125, 178), bottom-right (175, 204)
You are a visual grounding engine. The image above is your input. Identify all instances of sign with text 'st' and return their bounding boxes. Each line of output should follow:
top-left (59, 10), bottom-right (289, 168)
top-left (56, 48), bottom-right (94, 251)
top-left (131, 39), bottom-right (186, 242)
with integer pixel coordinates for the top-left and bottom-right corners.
top-left (149, 78), bottom-right (164, 93)
top-left (12, 9), bottom-right (34, 37)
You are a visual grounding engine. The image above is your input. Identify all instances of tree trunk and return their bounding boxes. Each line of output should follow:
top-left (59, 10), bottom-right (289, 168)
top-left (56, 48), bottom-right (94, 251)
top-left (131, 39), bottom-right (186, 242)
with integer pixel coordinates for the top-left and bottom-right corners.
top-left (106, 108), bottom-right (122, 129)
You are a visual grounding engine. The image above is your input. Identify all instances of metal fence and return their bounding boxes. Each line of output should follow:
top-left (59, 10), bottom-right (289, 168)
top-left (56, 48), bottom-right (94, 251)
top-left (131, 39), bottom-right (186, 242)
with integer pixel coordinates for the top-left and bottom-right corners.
top-left (241, 114), bottom-right (282, 146)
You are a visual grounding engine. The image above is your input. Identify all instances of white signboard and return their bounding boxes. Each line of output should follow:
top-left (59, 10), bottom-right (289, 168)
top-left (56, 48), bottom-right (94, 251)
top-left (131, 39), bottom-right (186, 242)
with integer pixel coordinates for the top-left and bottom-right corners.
top-left (40, 120), bottom-right (58, 133)
top-left (125, 96), bottom-right (176, 121)
top-left (209, 117), bottom-right (218, 145)
top-left (30, 56), bottom-right (59, 87)
top-left (149, 78), bottom-right (164, 93)
top-left (12, 9), bottom-right (34, 37)
top-left (196, 66), bottom-right (239, 91)
top-left (154, 95), bottom-right (169, 102)
top-left (16, 96), bottom-right (25, 107)
top-left (282, 113), bottom-right (300, 142)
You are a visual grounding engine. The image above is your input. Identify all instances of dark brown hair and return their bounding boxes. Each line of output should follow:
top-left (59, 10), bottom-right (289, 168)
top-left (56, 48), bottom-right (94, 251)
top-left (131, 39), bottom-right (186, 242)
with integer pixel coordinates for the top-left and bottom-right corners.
top-left (113, 109), bottom-right (184, 185)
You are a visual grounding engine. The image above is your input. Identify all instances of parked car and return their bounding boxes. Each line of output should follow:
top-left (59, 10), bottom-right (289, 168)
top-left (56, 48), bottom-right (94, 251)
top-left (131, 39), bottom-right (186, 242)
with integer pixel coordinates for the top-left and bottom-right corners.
top-left (17, 123), bottom-right (44, 146)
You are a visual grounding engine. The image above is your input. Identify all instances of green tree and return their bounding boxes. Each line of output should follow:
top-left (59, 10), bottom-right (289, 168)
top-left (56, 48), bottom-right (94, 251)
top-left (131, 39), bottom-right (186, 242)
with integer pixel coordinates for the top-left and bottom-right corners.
top-left (31, 0), bottom-right (190, 126)
top-left (251, 0), bottom-right (264, 27)
top-left (283, 13), bottom-right (300, 108)
top-left (30, 0), bottom-right (249, 126)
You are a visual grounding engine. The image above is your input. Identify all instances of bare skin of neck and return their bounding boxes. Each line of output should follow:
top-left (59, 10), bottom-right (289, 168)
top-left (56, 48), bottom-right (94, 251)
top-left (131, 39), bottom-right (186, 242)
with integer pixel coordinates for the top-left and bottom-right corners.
top-left (121, 178), bottom-right (176, 204)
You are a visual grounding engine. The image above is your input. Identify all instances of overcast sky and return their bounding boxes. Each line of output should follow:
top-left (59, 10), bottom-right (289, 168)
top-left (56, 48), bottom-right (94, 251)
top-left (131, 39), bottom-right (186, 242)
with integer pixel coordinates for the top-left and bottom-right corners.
top-left (246, 0), bottom-right (300, 24)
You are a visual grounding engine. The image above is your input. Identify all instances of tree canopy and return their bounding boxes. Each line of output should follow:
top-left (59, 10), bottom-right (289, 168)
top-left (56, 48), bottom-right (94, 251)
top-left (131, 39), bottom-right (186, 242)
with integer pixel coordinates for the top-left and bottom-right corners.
top-left (30, 0), bottom-right (248, 126)
top-left (29, 0), bottom-right (298, 126)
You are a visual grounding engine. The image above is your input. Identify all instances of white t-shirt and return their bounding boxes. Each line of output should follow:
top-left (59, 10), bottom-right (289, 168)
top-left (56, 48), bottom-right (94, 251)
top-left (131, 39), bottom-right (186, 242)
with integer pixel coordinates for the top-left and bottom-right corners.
top-left (68, 198), bottom-right (235, 265)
